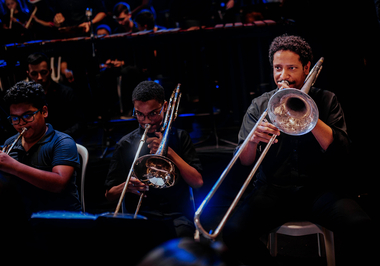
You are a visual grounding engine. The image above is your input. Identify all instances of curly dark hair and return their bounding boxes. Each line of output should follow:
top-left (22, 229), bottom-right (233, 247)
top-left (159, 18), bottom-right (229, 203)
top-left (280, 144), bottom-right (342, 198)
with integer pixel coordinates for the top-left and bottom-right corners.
top-left (269, 35), bottom-right (313, 67)
top-left (3, 81), bottom-right (47, 109)
top-left (132, 81), bottom-right (165, 104)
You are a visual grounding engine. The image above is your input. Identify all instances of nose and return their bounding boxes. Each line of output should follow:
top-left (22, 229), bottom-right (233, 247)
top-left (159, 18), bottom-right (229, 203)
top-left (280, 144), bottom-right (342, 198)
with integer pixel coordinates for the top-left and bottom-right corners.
top-left (142, 116), bottom-right (152, 123)
top-left (279, 69), bottom-right (290, 80)
top-left (18, 119), bottom-right (27, 127)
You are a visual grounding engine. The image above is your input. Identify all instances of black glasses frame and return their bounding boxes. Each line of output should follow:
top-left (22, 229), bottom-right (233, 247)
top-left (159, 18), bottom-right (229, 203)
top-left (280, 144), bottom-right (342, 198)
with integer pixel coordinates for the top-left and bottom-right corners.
top-left (7, 108), bottom-right (41, 125)
top-left (132, 105), bottom-right (164, 121)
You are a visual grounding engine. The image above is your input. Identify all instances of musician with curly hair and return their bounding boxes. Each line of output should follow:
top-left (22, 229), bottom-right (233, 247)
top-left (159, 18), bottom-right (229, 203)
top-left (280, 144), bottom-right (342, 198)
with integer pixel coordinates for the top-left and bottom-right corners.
top-left (0, 80), bottom-right (81, 220)
top-left (222, 35), bottom-right (374, 265)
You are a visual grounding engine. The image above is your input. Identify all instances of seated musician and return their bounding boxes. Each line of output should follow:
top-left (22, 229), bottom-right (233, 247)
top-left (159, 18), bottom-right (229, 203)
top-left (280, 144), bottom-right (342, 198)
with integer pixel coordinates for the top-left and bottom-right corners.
top-left (112, 2), bottom-right (138, 34)
top-left (222, 35), bottom-right (375, 265)
top-left (1, 0), bottom-right (30, 44)
top-left (26, 52), bottom-right (85, 139)
top-left (105, 81), bottom-right (203, 237)
top-left (135, 9), bottom-right (165, 32)
top-left (50, 0), bottom-right (106, 36)
top-left (0, 81), bottom-right (82, 221)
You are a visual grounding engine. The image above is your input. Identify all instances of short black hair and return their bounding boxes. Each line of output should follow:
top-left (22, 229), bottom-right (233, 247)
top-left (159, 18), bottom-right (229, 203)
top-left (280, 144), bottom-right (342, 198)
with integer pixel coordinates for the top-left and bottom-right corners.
top-left (3, 81), bottom-right (47, 110)
top-left (96, 24), bottom-right (111, 35)
top-left (135, 9), bottom-right (155, 30)
top-left (269, 35), bottom-right (313, 67)
top-left (113, 2), bottom-right (131, 17)
top-left (27, 52), bottom-right (50, 67)
top-left (132, 81), bottom-right (165, 104)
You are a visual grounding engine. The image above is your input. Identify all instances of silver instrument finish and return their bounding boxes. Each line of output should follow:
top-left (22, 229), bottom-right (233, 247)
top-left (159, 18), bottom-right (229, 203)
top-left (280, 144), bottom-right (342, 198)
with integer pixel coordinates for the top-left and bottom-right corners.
top-left (194, 58), bottom-right (324, 240)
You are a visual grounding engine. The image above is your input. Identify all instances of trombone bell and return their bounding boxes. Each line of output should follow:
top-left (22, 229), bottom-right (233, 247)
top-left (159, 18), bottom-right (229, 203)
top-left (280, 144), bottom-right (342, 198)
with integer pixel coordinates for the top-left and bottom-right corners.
top-left (268, 88), bottom-right (318, 136)
top-left (133, 154), bottom-right (176, 189)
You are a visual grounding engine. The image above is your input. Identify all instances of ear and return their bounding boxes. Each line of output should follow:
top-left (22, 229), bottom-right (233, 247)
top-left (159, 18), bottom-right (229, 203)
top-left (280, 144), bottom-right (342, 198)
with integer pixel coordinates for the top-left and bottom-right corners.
top-left (41, 105), bottom-right (48, 118)
top-left (163, 100), bottom-right (168, 112)
top-left (304, 61), bottom-right (311, 75)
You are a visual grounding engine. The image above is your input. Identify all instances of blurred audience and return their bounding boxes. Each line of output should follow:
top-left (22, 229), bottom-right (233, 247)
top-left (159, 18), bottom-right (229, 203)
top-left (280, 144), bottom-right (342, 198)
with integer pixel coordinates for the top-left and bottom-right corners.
top-left (26, 52), bottom-right (85, 138)
top-left (112, 2), bottom-right (138, 34)
top-left (135, 8), bottom-right (164, 32)
top-left (1, 0), bottom-right (30, 44)
top-left (0, 0), bottom-right (290, 45)
top-left (49, 0), bottom-right (106, 38)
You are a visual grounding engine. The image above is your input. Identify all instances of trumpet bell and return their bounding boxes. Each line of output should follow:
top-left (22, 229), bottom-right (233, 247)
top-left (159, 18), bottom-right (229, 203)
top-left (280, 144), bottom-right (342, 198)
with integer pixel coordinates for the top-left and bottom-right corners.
top-left (134, 154), bottom-right (176, 189)
top-left (268, 88), bottom-right (319, 136)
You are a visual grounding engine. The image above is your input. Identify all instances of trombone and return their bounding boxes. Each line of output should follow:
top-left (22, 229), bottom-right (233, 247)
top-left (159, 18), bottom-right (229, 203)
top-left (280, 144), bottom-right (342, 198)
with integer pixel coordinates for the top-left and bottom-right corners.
top-left (132, 84), bottom-right (182, 217)
top-left (113, 84), bottom-right (182, 218)
top-left (194, 58), bottom-right (324, 240)
top-left (1, 127), bottom-right (28, 154)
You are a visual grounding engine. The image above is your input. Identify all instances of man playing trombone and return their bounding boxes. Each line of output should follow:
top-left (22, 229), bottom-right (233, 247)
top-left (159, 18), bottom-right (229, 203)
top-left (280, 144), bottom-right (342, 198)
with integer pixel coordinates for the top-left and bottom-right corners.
top-left (223, 35), bottom-right (374, 265)
top-left (105, 81), bottom-right (203, 237)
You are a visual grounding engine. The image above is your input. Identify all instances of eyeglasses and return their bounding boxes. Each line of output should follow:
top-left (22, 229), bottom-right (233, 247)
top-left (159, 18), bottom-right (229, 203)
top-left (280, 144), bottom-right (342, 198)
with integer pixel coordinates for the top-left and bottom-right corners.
top-left (113, 14), bottom-right (129, 22)
top-left (8, 108), bottom-right (41, 125)
top-left (29, 70), bottom-right (49, 77)
top-left (132, 105), bottom-right (164, 121)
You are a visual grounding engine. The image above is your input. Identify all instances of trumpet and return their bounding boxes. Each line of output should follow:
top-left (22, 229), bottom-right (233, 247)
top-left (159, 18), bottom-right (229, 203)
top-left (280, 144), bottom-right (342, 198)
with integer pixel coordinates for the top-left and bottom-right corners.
top-left (1, 127), bottom-right (28, 154)
top-left (113, 84), bottom-right (182, 218)
top-left (194, 58), bottom-right (324, 240)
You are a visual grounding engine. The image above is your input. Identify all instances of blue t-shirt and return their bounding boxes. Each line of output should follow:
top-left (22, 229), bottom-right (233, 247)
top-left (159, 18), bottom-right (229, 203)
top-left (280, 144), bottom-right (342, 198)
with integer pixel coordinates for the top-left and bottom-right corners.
top-left (4, 124), bottom-right (81, 217)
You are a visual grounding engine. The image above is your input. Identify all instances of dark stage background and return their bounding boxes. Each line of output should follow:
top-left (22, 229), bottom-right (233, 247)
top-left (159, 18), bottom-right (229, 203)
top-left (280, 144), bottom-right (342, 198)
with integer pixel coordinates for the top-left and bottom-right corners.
top-left (0, 0), bottom-right (379, 264)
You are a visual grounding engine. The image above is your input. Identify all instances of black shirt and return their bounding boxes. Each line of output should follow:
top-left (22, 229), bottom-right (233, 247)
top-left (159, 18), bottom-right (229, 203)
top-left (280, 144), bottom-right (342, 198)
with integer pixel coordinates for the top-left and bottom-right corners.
top-left (238, 87), bottom-right (350, 188)
top-left (45, 81), bottom-right (84, 138)
top-left (105, 126), bottom-right (202, 219)
top-left (50, 0), bottom-right (106, 27)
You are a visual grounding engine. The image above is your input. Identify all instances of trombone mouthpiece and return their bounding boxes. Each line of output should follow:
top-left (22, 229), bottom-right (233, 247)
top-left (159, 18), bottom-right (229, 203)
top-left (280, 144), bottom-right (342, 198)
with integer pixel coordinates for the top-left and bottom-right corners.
top-left (279, 80), bottom-right (290, 86)
top-left (316, 57), bottom-right (324, 67)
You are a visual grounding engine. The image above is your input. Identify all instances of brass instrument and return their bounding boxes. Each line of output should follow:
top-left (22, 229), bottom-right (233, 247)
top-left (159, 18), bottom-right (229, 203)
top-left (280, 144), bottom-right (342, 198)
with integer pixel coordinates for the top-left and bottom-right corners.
top-left (194, 58), bottom-right (324, 240)
top-left (9, 8), bottom-right (14, 29)
top-left (2, 127), bottom-right (28, 154)
top-left (112, 84), bottom-right (182, 218)
top-left (113, 123), bottom-right (151, 216)
top-left (25, 7), bottom-right (37, 29)
top-left (132, 84), bottom-right (182, 217)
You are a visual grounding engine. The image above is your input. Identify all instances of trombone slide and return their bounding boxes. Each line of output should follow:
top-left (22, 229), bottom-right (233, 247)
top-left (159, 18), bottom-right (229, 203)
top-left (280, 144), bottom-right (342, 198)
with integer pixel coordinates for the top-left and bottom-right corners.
top-left (194, 109), bottom-right (270, 240)
top-left (194, 58), bottom-right (324, 240)
top-left (114, 124), bottom-right (151, 216)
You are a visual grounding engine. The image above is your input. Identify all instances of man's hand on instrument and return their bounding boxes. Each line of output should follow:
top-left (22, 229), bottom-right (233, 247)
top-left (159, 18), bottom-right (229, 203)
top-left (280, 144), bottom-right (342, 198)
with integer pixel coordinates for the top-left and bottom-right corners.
top-left (146, 132), bottom-right (163, 154)
top-left (127, 177), bottom-right (148, 196)
top-left (249, 121), bottom-right (280, 145)
top-left (0, 151), bottom-right (17, 173)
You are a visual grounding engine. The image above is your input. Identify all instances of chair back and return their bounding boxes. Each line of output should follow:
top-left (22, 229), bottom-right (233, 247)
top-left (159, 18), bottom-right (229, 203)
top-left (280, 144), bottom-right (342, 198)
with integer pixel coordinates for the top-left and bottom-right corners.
top-left (76, 144), bottom-right (89, 212)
